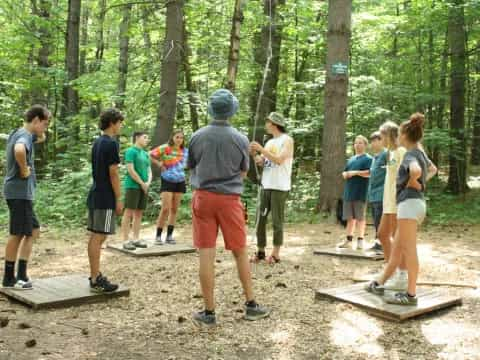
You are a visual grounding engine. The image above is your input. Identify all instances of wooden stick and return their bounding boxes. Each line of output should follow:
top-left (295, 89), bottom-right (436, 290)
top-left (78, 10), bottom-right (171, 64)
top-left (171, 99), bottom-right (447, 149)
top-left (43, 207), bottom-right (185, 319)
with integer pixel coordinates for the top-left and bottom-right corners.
top-left (352, 277), bottom-right (477, 289)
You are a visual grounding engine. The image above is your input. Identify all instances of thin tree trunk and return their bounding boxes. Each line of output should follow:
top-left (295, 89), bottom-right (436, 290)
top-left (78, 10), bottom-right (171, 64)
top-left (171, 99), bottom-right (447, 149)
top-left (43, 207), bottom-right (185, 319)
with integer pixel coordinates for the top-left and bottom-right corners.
top-left (447, 0), bottom-right (467, 194)
top-left (94, 0), bottom-right (106, 71)
top-left (79, 2), bottom-right (89, 75)
top-left (434, 30), bottom-right (449, 166)
top-left (141, 6), bottom-right (153, 80)
top-left (115, 4), bottom-right (132, 109)
top-left (318, 0), bottom-right (352, 214)
top-left (62, 0), bottom-right (81, 123)
top-left (153, 0), bottom-right (184, 148)
top-left (182, 12), bottom-right (199, 131)
top-left (225, 0), bottom-right (244, 91)
top-left (471, 46), bottom-right (480, 165)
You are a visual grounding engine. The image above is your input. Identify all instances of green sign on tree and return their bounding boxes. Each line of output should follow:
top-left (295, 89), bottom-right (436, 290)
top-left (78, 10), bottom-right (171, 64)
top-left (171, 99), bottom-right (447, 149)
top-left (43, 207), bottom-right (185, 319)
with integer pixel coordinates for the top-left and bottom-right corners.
top-left (332, 62), bottom-right (348, 75)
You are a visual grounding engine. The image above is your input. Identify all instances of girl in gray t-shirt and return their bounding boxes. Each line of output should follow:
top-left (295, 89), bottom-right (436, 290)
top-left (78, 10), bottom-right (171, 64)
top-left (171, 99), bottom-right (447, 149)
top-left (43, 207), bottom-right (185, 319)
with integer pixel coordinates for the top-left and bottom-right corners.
top-left (365, 113), bottom-right (437, 305)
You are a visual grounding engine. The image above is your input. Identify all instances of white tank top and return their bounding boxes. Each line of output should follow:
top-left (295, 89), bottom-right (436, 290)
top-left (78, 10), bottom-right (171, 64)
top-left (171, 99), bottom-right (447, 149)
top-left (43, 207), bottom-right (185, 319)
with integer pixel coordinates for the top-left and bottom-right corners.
top-left (261, 134), bottom-right (293, 191)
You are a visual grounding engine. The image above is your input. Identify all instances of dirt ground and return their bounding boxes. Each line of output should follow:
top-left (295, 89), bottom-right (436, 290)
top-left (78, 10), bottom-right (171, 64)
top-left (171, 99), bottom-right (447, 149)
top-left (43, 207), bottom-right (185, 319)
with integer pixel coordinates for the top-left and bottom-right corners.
top-left (0, 222), bottom-right (479, 360)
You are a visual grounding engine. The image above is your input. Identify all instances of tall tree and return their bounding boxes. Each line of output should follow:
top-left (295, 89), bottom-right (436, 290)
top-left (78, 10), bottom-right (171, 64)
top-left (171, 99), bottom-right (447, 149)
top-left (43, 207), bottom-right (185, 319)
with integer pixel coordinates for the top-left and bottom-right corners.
top-left (94, 0), bottom-right (106, 71)
top-left (115, 4), bottom-right (132, 109)
top-left (225, 0), bottom-right (245, 91)
top-left (248, 0), bottom-right (284, 182)
top-left (141, 6), bottom-right (153, 79)
top-left (318, 0), bottom-right (352, 214)
top-left (79, 2), bottom-right (89, 75)
top-left (153, 0), bottom-right (184, 147)
top-left (471, 48), bottom-right (480, 165)
top-left (447, 0), bottom-right (467, 194)
top-left (62, 0), bottom-right (81, 122)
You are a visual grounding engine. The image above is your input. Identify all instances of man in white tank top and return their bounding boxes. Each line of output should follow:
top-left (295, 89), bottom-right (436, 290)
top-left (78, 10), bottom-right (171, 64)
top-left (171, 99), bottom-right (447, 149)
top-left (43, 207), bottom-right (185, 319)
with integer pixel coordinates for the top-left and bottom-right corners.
top-left (249, 112), bottom-right (294, 264)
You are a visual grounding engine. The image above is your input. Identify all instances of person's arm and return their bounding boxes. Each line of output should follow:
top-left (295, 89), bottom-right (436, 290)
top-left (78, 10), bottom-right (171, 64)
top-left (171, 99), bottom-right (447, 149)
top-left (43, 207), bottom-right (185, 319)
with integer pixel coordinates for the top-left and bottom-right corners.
top-left (109, 164), bottom-right (123, 214)
top-left (147, 166), bottom-right (153, 186)
top-left (14, 143), bottom-right (30, 178)
top-left (426, 162), bottom-right (437, 181)
top-left (251, 137), bottom-right (294, 166)
top-left (347, 169), bottom-right (370, 178)
top-left (127, 163), bottom-right (148, 192)
top-left (254, 154), bottom-right (265, 167)
top-left (407, 161), bottom-right (422, 191)
top-left (150, 146), bottom-right (166, 172)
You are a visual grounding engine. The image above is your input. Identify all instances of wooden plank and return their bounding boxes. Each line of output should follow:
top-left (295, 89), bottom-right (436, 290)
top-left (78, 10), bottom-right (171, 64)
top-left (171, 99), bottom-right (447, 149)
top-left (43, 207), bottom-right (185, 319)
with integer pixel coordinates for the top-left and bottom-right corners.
top-left (0, 274), bottom-right (129, 310)
top-left (352, 275), bottom-right (478, 289)
top-left (315, 283), bottom-right (462, 322)
top-left (107, 242), bottom-right (196, 257)
top-left (313, 247), bottom-right (384, 261)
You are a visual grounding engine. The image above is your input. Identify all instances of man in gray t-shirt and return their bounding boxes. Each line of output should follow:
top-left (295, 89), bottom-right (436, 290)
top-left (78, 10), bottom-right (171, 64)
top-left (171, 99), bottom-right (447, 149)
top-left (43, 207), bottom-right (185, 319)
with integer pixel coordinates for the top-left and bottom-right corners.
top-left (188, 89), bottom-right (270, 326)
top-left (2, 105), bottom-right (50, 290)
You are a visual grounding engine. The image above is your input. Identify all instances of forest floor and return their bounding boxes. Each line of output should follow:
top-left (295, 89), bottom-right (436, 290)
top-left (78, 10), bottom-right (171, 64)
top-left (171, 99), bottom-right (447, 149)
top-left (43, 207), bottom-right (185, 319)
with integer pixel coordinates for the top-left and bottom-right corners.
top-left (0, 222), bottom-right (479, 360)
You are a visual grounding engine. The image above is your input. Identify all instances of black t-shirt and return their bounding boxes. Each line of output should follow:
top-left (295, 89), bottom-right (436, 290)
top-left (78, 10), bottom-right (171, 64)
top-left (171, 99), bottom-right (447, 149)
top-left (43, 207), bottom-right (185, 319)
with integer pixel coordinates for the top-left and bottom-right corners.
top-left (87, 135), bottom-right (120, 209)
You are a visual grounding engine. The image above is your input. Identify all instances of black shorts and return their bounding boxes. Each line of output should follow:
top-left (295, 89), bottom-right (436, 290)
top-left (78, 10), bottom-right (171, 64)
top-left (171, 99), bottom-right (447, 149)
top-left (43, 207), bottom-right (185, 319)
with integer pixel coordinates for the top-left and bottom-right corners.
top-left (160, 179), bottom-right (186, 194)
top-left (6, 199), bottom-right (40, 236)
top-left (87, 208), bottom-right (116, 235)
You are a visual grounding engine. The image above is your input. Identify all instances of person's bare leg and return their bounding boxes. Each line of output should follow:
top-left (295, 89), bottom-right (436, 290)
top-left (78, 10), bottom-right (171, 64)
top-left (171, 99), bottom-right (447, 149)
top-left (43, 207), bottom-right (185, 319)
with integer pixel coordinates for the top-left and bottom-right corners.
top-left (17, 228), bottom-right (39, 261)
top-left (378, 214), bottom-right (393, 261)
top-left (346, 219), bottom-right (356, 237)
top-left (378, 227), bottom-right (404, 285)
top-left (5, 235), bottom-right (23, 262)
top-left (88, 233), bottom-right (107, 279)
top-left (398, 219), bottom-right (419, 295)
top-left (156, 192), bottom-right (173, 229)
top-left (199, 248), bottom-right (216, 310)
top-left (120, 209), bottom-right (133, 242)
top-left (232, 247), bottom-right (254, 302)
top-left (357, 219), bottom-right (367, 238)
top-left (168, 193), bottom-right (182, 226)
top-left (132, 210), bottom-right (143, 240)
top-left (271, 246), bottom-right (281, 259)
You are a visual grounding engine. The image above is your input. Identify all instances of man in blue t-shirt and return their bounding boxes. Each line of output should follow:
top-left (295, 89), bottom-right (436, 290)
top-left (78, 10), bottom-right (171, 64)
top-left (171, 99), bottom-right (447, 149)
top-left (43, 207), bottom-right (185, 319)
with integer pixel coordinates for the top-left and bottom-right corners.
top-left (367, 131), bottom-right (387, 253)
top-left (86, 108), bottom-right (124, 293)
top-left (339, 135), bottom-right (373, 250)
top-left (2, 105), bottom-right (50, 290)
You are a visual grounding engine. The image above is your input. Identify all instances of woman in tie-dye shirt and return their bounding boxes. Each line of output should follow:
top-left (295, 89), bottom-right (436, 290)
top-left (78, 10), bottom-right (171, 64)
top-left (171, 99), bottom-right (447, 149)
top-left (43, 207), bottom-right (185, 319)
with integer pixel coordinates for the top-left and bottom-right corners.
top-left (150, 130), bottom-right (188, 245)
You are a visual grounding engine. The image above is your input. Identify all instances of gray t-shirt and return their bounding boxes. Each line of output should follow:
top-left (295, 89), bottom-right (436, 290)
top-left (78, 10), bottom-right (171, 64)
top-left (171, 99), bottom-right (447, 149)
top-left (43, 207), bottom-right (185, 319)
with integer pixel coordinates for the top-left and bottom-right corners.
top-left (188, 120), bottom-right (249, 195)
top-left (396, 148), bottom-right (430, 204)
top-left (3, 128), bottom-right (36, 200)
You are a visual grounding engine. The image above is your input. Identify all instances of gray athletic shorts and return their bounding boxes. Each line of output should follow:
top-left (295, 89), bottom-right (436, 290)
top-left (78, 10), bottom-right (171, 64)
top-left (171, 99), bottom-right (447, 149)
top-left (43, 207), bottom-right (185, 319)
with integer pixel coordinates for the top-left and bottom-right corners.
top-left (397, 199), bottom-right (426, 224)
top-left (87, 208), bottom-right (116, 235)
top-left (342, 200), bottom-right (367, 221)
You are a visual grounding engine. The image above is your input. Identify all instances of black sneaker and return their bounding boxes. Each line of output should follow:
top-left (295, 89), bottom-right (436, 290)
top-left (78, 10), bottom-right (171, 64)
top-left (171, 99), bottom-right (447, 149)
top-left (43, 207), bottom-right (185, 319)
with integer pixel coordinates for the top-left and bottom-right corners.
top-left (89, 274), bottom-right (119, 293)
top-left (244, 302), bottom-right (271, 321)
top-left (368, 242), bottom-right (383, 253)
top-left (192, 310), bottom-right (216, 327)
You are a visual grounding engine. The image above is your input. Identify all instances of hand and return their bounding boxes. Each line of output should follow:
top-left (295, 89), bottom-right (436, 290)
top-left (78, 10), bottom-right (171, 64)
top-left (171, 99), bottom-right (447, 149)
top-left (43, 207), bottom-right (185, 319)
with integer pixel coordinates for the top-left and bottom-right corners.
top-left (254, 155), bottom-right (264, 165)
top-left (115, 200), bottom-right (124, 216)
top-left (140, 182), bottom-right (149, 194)
top-left (20, 166), bottom-right (31, 179)
top-left (35, 132), bottom-right (46, 144)
top-left (406, 177), bottom-right (422, 191)
top-left (342, 171), bottom-right (348, 180)
top-left (250, 142), bottom-right (263, 153)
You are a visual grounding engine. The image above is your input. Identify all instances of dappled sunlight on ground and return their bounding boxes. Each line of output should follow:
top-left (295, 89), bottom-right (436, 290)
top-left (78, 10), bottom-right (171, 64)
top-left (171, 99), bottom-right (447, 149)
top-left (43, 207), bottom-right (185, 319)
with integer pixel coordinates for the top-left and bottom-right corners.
top-left (329, 308), bottom-right (384, 357)
top-left (422, 319), bottom-right (480, 359)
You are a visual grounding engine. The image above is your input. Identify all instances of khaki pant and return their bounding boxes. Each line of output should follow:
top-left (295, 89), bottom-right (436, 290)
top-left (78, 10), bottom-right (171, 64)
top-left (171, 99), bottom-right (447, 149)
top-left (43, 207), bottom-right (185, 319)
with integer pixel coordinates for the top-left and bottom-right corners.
top-left (256, 189), bottom-right (289, 248)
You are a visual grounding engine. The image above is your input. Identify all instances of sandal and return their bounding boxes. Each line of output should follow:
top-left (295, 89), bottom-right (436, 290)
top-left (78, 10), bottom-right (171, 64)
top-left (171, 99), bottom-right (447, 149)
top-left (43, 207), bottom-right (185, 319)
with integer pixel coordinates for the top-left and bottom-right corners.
top-left (250, 251), bottom-right (266, 263)
top-left (266, 255), bottom-right (280, 264)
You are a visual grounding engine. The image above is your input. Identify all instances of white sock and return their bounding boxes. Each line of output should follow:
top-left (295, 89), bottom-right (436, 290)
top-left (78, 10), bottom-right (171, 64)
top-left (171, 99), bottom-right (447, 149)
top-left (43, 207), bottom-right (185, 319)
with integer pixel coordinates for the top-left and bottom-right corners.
top-left (398, 269), bottom-right (408, 277)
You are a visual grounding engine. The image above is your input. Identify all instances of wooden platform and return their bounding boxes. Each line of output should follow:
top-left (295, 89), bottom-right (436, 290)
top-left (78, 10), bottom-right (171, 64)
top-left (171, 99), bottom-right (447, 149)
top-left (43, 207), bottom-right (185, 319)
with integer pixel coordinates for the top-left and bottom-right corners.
top-left (107, 242), bottom-right (196, 257)
top-left (315, 283), bottom-right (462, 321)
top-left (313, 247), bottom-right (384, 261)
top-left (0, 274), bottom-right (129, 310)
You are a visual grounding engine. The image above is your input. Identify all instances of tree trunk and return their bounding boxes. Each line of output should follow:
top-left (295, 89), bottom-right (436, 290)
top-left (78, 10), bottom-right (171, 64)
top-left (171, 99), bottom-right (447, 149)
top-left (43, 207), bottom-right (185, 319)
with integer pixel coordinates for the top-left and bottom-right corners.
top-left (62, 0), bottom-right (81, 122)
top-left (182, 12), bottom-right (200, 131)
top-left (79, 3), bottom-right (89, 75)
top-left (446, 0), bottom-right (467, 194)
top-left (433, 31), bottom-right (448, 166)
top-left (94, 0), bottom-right (106, 71)
top-left (141, 6), bottom-right (153, 80)
top-left (225, 0), bottom-right (244, 91)
top-left (471, 47), bottom-right (480, 165)
top-left (115, 4), bottom-right (132, 109)
top-left (317, 0), bottom-right (352, 214)
top-left (153, 0), bottom-right (184, 147)
top-left (248, 0), bottom-right (284, 182)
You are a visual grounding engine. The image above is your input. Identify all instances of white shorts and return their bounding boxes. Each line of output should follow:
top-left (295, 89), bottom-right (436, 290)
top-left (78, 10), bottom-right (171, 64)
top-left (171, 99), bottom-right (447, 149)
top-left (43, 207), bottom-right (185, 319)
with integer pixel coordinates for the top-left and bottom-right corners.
top-left (397, 199), bottom-right (426, 224)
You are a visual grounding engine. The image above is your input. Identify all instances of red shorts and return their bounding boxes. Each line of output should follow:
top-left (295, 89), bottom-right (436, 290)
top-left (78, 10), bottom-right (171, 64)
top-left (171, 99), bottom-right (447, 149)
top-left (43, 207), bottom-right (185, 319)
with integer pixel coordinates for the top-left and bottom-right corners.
top-left (192, 190), bottom-right (247, 251)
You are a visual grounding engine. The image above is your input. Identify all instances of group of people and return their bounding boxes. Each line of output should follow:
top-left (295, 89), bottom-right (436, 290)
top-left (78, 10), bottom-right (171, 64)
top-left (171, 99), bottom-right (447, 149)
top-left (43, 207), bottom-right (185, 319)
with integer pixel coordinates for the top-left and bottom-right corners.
top-left (340, 114), bottom-right (437, 305)
top-left (1, 89), bottom-right (296, 326)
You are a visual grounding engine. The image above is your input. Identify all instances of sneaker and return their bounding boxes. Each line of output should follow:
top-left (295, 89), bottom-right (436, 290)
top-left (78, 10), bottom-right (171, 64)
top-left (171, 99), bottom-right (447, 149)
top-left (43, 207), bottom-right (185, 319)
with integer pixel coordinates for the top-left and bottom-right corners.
top-left (192, 311), bottom-right (216, 327)
top-left (89, 274), bottom-right (119, 293)
top-left (123, 241), bottom-right (136, 251)
top-left (384, 292), bottom-right (418, 306)
top-left (154, 237), bottom-right (165, 246)
top-left (2, 279), bottom-right (33, 291)
top-left (368, 242), bottom-right (383, 253)
top-left (132, 240), bottom-right (148, 248)
top-left (384, 271), bottom-right (408, 291)
top-left (165, 234), bottom-right (176, 245)
top-left (356, 239), bottom-right (364, 250)
top-left (337, 239), bottom-right (351, 249)
top-left (244, 302), bottom-right (271, 321)
top-left (364, 281), bottom-right (385, 296)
